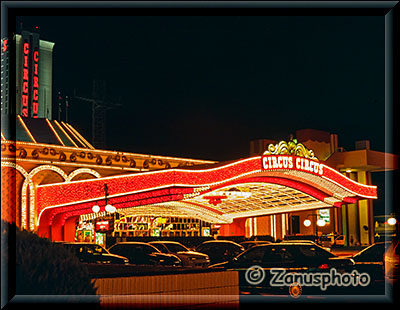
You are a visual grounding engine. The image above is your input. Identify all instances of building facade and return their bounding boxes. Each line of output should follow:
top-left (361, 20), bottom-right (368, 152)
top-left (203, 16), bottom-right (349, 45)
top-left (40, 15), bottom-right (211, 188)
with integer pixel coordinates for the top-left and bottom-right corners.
top-left (1, 32), bottom-right (397, 247)
top-left (1, 30), bottom-right (54, 119)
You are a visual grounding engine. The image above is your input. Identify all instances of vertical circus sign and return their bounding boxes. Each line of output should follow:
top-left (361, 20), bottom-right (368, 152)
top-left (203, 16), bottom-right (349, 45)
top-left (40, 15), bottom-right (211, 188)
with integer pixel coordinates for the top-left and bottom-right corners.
top-left (32, 48), bottom-right (39, 118)
top-left (22, 41), bottom-right (29, 117)
top-left (21, 32), bottom-right (40, 118)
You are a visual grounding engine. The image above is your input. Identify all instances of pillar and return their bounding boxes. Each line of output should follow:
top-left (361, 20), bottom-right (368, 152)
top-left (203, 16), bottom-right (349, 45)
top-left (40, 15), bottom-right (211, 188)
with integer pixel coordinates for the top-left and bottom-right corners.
top-left (37, 225), bottom-right (51, 239)
top-left (357, 171), bottom-right (372, 245)
top-left (63, 216), bottom-right (79, 242)
top-left (51, 213), bottom-right (64, 241)
top-left (219, 218), bottom-right (246, 236)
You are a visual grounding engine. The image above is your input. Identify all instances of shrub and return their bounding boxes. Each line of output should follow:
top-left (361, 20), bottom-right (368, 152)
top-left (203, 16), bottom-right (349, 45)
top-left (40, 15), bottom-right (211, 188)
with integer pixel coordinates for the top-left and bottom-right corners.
top-left (2, 221), bottom-right (98, 296)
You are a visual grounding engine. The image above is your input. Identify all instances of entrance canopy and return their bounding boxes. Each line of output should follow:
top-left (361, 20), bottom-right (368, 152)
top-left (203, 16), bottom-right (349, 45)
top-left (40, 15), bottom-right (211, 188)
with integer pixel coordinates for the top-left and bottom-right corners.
top-left (36, 154), bottom-right (377, 229)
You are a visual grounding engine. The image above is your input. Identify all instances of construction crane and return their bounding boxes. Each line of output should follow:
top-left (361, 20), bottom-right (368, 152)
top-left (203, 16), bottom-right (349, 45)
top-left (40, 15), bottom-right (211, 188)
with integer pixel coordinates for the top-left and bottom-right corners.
top-left (74, 80), bottom-right (121, 149)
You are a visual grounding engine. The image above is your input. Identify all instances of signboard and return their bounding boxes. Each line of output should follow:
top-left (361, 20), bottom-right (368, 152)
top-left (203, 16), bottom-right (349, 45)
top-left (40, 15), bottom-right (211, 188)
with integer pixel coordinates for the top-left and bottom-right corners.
top-left (202, 227), bottom-right (211, 237)
top-left (318, 209), bottom-right (330, 223)
top-left (151, 228), bottom-right (160, 237)
top-left (95, 220), bottom-right (109, 232)
top-left (21, 31), bottom-right (40, 118)
top-left (262, 155), bottom-right (324, 176)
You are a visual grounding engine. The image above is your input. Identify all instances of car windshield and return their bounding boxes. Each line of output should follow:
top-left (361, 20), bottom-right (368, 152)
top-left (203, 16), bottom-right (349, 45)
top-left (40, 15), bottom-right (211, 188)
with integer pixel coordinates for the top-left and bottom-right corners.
top-left (143, 244), bottom-right (160, 254)
top-left (163, 243), bottom-right (188, 253)
top-left (353, 242), bottom-right (390, 261)
top-left (151, 243), bottom-right (168, 253)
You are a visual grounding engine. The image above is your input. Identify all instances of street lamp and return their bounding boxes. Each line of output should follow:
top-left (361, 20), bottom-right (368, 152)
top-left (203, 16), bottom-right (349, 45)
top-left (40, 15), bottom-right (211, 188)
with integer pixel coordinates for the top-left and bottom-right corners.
top-left (317, 219), bottom-right (326, 227)
top-left (387, 217), bottom-right (397, 226)
top-left (303, 219), bottom-right (312, 227)
top-left (92, 183), bottom-right (116, 214)
top-left (105, 204), bottom-right (116, 213)
top-left (303, 213), bottom-right (326, 243)
top-left (92, 204), bottom-right (100, 213)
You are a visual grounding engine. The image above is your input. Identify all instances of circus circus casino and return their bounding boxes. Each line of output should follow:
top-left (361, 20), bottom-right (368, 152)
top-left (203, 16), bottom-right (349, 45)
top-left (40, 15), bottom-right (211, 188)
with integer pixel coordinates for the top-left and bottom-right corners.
top-left (1, 33), bottom-right (397, 248)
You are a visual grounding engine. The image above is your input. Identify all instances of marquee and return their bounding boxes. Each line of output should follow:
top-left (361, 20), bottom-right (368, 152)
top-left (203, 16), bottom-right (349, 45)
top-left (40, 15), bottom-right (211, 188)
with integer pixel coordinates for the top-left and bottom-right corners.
top-left (35, 141), bottom-right (377, 231)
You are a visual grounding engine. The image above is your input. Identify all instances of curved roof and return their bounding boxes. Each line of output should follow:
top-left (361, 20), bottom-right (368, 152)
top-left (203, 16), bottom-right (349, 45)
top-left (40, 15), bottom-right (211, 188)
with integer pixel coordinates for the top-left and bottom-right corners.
top-left (36, 155), bottom-right (377, 227)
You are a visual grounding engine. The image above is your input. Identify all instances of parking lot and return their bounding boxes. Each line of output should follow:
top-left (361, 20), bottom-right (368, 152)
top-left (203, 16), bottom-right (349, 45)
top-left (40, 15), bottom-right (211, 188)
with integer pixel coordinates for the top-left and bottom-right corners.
top-left (55, 237), bottom-right (398, 301)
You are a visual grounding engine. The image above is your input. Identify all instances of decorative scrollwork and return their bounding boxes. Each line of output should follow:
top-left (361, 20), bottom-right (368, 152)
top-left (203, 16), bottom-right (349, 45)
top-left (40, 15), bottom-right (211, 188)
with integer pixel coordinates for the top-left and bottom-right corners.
top-left (70, 152), bottom-right (77, 162)
top-left (95, 155), bottom-right (102, 165)
top-left (59, 151), bottom-right (66, 161)
top-left (19, 148), bottom-right (27, 158)
top-left (106, 155), bottom-right (112, 166)
top-left (263, 140), bottom-right (318, 161)
top-left (32, 149), bottom-right (40, 159)
top-left (8, 144), bottom-right (16, 152)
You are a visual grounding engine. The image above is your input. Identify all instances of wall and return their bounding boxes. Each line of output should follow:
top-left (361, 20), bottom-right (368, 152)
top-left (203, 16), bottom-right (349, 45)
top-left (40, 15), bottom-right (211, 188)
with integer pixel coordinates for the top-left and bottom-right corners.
top-left (93, 270), bottom-right (239, 309)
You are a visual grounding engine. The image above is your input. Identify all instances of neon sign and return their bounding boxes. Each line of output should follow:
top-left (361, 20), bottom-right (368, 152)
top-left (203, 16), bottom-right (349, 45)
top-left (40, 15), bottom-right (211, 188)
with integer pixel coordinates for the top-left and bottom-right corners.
top-left (22, 42), bottom-right (29, 117)
top-left (32, 49), bottom-right (39, 118)
top-left (262, 155), bottom-right (324, 176)
top-left (21, 32), bottom-right (40, 118)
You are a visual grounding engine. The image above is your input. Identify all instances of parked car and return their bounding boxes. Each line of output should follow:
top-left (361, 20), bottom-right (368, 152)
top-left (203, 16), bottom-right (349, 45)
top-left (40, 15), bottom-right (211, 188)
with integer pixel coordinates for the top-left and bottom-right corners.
top-left (195, 240), bottom-right (245, 264)
top-left (281, 239), bottom-right (331, 252)
top-left (149, 241), bottom-right (210, 267)
top-left (108, 242), bottom-right (182, 266)
top-left (240, 241), bottom-right (271, 250)
top-left (320, 234), bottom-right (346, 248)
top-left (210, 242), bottom-right (355, 296)
top-left (384, 239), bottom-right (399, 280)
top-left (349, 241), bottom-right (391, 288)
top-left (60, 242), bottom-right (129, 265)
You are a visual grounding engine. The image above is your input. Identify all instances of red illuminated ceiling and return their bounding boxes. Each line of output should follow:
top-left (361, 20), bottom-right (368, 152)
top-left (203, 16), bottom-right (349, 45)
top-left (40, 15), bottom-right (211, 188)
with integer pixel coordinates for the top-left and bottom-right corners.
top-left (36, 156), bottom-right (377, 227)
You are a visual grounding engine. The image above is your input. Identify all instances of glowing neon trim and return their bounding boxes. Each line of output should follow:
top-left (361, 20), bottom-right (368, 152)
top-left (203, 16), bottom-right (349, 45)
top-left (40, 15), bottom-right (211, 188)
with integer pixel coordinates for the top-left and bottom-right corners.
top-left (1, 139), bottom-right (216, 165)
top-left (17, 115), bottom-right (37, 143)
top-left (27, 165), bottom-right (68, 229)
top-left (53, 120), bottom-right (79, 147)
top-left (65, 122), bottom-right (95, 150)
top-left (66, 168), bottom-right (101, 182)
top-left (60, 121), bottom-right (87, 148)
top-left (46, 119), bottom-right (65, 146)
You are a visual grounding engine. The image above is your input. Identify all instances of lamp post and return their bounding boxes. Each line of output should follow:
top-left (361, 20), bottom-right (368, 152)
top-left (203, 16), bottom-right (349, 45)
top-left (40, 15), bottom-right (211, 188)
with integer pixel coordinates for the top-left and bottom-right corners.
top-left (303, 213), bottom-right (325, 243)
top-left (92, 183), bottom-right (116, 214)
top-left (91, 183), bottom-right (116, 242)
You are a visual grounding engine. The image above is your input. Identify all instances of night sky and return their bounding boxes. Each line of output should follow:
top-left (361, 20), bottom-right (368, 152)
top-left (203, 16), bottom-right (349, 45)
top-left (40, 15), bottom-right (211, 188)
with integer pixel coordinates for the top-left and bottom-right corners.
top-left (14, 15), bottom-right (386, 161)
top-left (13, 12), bottom-right (393, 215)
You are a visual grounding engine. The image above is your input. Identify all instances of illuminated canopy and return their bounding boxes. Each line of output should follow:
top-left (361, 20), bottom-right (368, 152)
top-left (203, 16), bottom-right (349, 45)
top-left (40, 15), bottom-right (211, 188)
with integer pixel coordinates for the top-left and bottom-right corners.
top-left (36, 153), bottom-right (377, 228)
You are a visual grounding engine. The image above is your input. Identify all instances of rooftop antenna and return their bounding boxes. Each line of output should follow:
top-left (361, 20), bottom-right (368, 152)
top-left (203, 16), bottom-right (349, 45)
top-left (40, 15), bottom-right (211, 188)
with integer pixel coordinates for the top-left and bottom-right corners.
top-left (74, 80), bottom-right (122, 149)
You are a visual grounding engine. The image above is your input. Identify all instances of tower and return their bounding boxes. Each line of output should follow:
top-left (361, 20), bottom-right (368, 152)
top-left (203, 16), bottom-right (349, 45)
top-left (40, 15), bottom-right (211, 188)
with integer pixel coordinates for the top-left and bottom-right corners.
top-left (74, 80), bottom-right (121, 149)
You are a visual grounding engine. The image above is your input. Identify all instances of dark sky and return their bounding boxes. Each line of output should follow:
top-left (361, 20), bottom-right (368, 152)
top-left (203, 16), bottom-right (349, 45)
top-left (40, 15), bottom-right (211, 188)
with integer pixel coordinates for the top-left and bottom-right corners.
top-left (15, 15), bottom-right (385, 162)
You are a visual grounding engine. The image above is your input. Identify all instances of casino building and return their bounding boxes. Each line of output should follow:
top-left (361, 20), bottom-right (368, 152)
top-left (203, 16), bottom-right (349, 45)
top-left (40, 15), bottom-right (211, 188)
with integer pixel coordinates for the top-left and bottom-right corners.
top-left (1, 31), bottom-right (397, 247)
